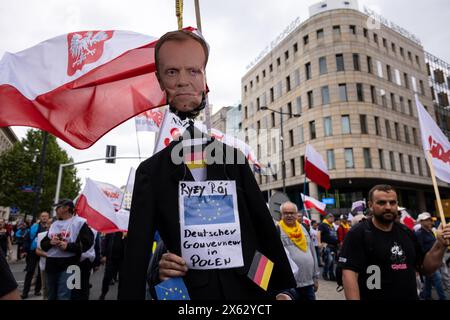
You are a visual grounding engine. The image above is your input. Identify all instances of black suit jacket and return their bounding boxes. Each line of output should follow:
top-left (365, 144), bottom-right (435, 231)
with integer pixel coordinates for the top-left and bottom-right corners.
top-left (119, 137), bottom-right (296, 300)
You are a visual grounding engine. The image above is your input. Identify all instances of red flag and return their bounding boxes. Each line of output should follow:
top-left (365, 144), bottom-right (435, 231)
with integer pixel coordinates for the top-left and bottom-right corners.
top-left (0, 30), bottom-right (168, 149)
top-left (304, 144), bottom-right (330, 189)
top-left (301, 193), bottom-right (327, 215)
top-left (75, 178), bottom-right (128, 233)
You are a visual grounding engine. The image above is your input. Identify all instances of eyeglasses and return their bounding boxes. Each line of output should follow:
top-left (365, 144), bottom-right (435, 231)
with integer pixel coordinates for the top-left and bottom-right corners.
top-left (282, 212), bottom-right (297, 216)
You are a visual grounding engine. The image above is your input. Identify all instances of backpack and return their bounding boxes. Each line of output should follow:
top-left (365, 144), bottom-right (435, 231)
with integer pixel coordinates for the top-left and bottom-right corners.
top-left (335, 218), bottom-right (414, 292)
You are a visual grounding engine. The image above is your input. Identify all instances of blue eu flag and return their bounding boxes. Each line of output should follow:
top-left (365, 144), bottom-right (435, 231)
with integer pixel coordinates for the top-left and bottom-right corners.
top-left (155, 277), bottom-right (190, 300)
top-left (184, 195), bottom-right (235, 226)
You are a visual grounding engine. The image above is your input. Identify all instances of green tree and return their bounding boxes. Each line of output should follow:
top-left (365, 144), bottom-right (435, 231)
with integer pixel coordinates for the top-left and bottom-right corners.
top-left (0, 129), bottom-right (81, 217)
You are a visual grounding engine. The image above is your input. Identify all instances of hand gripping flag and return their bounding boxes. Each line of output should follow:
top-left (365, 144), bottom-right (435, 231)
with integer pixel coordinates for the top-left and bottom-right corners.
top-left (0, 30), bottom-right (169, 149)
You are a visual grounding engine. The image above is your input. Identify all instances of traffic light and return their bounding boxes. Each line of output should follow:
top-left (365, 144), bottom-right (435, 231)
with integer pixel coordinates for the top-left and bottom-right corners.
top-left (106, 145), bottom-right (117, 163)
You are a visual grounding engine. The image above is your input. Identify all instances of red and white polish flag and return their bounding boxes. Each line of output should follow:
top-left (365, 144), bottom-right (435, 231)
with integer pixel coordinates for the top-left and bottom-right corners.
top-left (304, 144), bottom-right (330, 189)
top-left (0, 30), bottom-right (167, 149)
top-left (75, 178), bottom-right (126, 233)
top-left (135, 107), bottom-right (165, 132)
top-left (301, 193), bottom-right (327, 215)
top-left (416, 95), bottom-right (450, 183)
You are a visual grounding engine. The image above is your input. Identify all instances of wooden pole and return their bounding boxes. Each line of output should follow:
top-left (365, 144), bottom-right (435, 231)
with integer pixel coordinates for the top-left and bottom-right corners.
top-left (194, 0), bottom-right (202, 33)
top-left (426, 150), bottom-right (447, 226)
top-left (176, 0), bottom-right (183, 30)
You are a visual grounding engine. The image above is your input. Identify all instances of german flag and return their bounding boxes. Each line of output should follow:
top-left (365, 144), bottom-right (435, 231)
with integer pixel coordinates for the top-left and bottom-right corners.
top-left (247, 251), bottom-right (274, 291)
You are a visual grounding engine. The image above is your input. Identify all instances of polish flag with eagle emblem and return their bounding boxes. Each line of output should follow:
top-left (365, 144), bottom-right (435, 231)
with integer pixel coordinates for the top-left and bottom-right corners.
top-left (0, 29), bottom-right (197, 149)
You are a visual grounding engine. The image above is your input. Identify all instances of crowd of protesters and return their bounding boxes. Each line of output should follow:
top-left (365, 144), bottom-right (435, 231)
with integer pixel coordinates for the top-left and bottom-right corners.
top-left (1, 184), bottom-right (450, 301)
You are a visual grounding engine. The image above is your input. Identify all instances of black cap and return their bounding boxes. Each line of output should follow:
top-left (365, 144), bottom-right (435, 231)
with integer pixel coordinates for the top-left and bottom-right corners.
top-left (53, 199), bottom-right (74, 209)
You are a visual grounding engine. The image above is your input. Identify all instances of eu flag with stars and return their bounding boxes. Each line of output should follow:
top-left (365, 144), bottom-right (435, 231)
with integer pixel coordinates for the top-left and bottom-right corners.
top-left (184, 195), bottom-right (235, 226)
top-left (155, 277), bottom-right (190, 300)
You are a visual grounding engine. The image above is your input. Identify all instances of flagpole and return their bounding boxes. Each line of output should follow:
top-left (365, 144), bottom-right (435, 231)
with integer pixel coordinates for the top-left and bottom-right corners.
top-left (302, 159), bottom-right (311, 220)
top-left (426, 150), bottom-right (447, 226)
top-left (135, 122), bottom-right (142, 161)
top-left (193, 0), bottom-right (211, 136)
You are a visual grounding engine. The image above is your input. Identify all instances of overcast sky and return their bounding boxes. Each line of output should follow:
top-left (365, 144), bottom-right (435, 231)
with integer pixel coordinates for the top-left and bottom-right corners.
top-left (2, 0), bottom-right (450, 189)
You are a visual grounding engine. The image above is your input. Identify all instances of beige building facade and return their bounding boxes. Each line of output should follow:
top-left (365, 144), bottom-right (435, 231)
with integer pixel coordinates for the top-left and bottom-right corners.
top-left (241, 5), bottom-right (448, 215)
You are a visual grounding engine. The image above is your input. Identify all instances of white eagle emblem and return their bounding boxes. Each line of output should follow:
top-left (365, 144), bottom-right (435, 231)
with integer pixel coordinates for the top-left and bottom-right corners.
top-left (70, 31), bottom-right (109, 68)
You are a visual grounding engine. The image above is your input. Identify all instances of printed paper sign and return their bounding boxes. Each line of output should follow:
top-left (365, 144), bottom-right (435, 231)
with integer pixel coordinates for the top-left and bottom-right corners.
top-left (179, 180), bottom-right (244, 270)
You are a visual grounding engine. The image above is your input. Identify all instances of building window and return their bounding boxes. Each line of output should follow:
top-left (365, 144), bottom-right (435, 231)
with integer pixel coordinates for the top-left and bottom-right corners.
top-left (373, 33), bottom-right (378, 44)
top-left (391, 93), bottom-right (396, 110)
top-left (371, 86), bottom-right (377, 104)
top-left (408, 99), bottom-right (413, 116)
top-left (412, 128), bottom-right (418, 145)
top-left (271, 112), bottom-right (275, 127)
top-left (349, 25), bottom-right (356, 35)
top-left (399, 153), bottom-right (405, 173)
top-left (327, 150), bottom-right (335, 170)
top-left (364, 148), bottom-right (372, 168)
top-left (244, 106), bottom-right (248, 119)
top-left (353, 53), bottom-right (360, 71)
top-left (385, 120), bottom-right (392, 139)
top-left (305, 62), bottom-right (312, 80)
top-left (404, 73), bottom-right (409, 89)
top-left (339, 84), bottom-right (348, 102)
top-left (336, 54), bottom-right (345, 71)
top-left (383, 38), bottom-right (387, 48)
top-left (303, 35), bottom-right (309, 45)
top-left (309, 120), bottom-right (316, 140)
top-left (289, 129), bottom-right (294, 147)
top-left (360, 114), bottom-right (368, 134)
top-left (286, 76), bottom-right (291, 92)
top-left (363, 28), bottom-right (368, 38)
top-left (381, 90), bottom-right (387, 107)
top-left (400, 96), bottom-right (405, 113)
top-left (319, 57), bottom-right (327, 75)
top-left (287, 102), bottom-right (292, 118)
top-left (293, 43), bottom-right (298, 53)
top-left (391, 43), bottom-right (396, 53)
top-left (294, 68), bottom-right (301, 87)
top-left (367, 56), bottom-right (373, 73)
top-left (269, 64), bottom-right (273, 72)
top-left (256, 97), bottom-right (260, 110)
top-left (417, 157), bottom-right (423, 176)
top-left (409, 155), bottom-right (415, 175)
top-left (276, 81), bottom-right (282, 99)
top-left (394, 122), bottom-right (400, 141)
top-left (285, 50), bottom-right (289, 61)
top-left (321, 86), bottom-right (330, 105)
top-left (375, 117), bottom-right (381, 136)
top-left (324, 116), bottom-right (333, 136)
top-left (386, 65), bottom-right (392, 82)
top-left (408, 51), bottom-right (412, 62)
top-left (333, 25), bottom-right (341, 36)
top-left (400, 47), bottom-right (404, 58)
top-left (307, 90), bottom-right (314, 109)
top-left (291, 159), bottom-right (296, 177)
top-left (357, 83), bottom-right (364, 102)
top-left (296, 96), bottom-right (302, 114)
top-left (299, 125), bottom-right (304, 144)
top-left (300, 156), bottom-right (305, 175)
top-left (244, 85), bottom-right (247, 93)
top-left (270, 87), bottom-right (274, 102)
top-left (419, 80), bottom-right (425, 95)
top-left (342, 115), bottom-right (351, 134)
top-left (317, 28), bottom-right (324, 39)
top-left (416, 55), bottom-right (420, 67)
top-left (404, 125), bottom-right (410, 144)
top-left (263, 70), bottom-right (266, 78)
top-left (390, 151), bottom-right (396, 171)
top-left (345, 148), bottom-right (354, 168)
top-left (379, 149), bottom-right (385, 169)
top-left (277, 57), bottom-right (281, 66)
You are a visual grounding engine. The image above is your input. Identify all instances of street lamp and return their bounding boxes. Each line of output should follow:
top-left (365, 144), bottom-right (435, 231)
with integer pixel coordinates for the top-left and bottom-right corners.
top-left (260, 106), bottom-right (301, 194)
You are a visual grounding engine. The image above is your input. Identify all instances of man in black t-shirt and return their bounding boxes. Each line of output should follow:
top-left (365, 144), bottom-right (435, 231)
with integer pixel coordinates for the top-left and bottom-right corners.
top-left (339, 184), bottom-right (450, 300)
